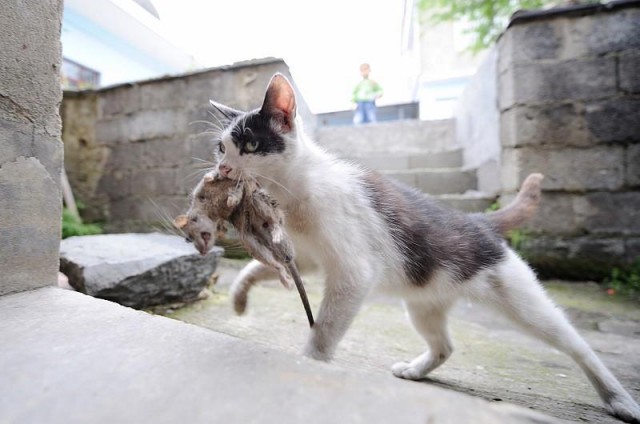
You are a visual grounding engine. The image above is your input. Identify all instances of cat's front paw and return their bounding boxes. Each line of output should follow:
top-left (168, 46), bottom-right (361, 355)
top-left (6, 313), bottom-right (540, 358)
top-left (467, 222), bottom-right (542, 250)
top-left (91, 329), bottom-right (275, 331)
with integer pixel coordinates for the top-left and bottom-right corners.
top-left (606, 393), bottom-right (640, 424)
top-left (229, 284), bottom-right (249, 315)
top-left (391, 361), bottom-right (426, 381)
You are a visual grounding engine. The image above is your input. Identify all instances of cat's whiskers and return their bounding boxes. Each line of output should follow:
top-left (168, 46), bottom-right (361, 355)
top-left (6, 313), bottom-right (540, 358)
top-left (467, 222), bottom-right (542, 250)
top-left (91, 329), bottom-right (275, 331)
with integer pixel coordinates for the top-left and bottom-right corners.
top-left (146, 197), bottom-right (186, 238)
top-left (191, 157), bottom-right (218, 167)
top-left (189, 119), bottom-right (223, 131)
top-left (183, 167), bottom-right (213, 184)
top-left (246, 170), bottom-right (295, 199)
top-left (207, 110), bottom-right (228, 128)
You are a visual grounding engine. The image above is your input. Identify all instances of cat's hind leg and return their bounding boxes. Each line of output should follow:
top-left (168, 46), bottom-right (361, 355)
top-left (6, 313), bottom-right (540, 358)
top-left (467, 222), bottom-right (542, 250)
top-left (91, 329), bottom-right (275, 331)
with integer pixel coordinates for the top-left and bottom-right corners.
top-left (483, 249), bottom-right (640, 423)
top-left (391, 299), bottom-right (454, 380)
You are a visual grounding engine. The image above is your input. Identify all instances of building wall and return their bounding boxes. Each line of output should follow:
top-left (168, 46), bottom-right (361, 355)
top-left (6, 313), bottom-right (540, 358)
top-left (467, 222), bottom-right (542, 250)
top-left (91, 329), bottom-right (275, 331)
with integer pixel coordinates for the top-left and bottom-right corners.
top-left (0, 0), bottom-right (64, 295)
top-left (497, 2), bottom-right (640, 279)
top-left (454, 48), bottom-right (501, 194)
top-left (62, 59), bottom-right (315, 232)
top-left (417, 12), bottom-right (486, 119)
top-left (61, 0), bottom-right (195, 88)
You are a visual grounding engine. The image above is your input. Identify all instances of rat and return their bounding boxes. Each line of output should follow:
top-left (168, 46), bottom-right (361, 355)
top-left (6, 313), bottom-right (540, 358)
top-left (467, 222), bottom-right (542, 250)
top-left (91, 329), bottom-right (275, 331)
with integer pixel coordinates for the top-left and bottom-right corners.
top-left (174, 171), bottom-right (314, 327)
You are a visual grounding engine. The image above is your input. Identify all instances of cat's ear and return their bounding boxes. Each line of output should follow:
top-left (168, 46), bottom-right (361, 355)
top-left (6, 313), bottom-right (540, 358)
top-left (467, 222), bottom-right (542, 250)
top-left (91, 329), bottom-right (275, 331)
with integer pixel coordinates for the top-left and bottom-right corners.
top-left (260, 73), bottom-right (296, 133)
top-left (209, 100), bottom-right (242, 121)
top-left (174, 215), bottom-right (188, 229)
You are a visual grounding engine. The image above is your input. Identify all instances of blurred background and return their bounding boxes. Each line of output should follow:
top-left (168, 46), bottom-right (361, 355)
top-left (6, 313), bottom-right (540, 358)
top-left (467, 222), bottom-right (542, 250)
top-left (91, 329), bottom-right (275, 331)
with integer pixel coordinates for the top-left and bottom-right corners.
top-left (60, 0), bottom-right (486, 118)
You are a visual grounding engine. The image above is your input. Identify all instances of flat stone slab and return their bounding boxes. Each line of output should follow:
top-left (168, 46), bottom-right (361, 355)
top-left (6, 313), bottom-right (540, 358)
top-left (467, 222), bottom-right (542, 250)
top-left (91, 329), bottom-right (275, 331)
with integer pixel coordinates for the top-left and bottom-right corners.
top-left (0, 288), bottom-right (556, 424)
top-left (60, 233), bottom-right (222, 308)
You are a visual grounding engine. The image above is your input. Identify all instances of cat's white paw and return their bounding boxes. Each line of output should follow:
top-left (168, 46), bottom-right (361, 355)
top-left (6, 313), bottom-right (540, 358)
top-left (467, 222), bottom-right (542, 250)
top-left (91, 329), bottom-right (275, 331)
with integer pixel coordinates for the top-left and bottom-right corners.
top-left (232, 291), bottom-right (248, 315)
top-left (391, 361), bottom-right (426, 381)
top-left (606, 394), bottom-right (640, 423)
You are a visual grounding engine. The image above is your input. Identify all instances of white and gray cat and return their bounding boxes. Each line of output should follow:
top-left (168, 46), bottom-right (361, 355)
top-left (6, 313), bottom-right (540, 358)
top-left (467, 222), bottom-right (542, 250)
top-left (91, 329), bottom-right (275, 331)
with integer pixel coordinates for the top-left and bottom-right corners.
top-left (205, 74), bottom-right (639, 423)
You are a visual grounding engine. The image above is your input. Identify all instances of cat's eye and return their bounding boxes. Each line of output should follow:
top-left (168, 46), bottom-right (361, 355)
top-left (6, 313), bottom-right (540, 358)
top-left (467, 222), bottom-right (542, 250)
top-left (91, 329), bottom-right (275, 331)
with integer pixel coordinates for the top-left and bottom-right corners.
top-left (197, 195), bottom-right (205, 201)
top-left (219, 143), bottom-right (225, 154)
top-left (245, 140), bottom-right (259, 153)
top-left (191, 216), bottom-right (198, 223)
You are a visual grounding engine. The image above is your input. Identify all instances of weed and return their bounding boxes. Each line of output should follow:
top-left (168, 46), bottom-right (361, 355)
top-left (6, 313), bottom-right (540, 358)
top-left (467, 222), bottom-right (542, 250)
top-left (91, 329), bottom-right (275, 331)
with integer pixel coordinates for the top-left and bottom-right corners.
top-left (606, 260), bottom-right (640, 301)
top-left (506, 229), bottom-right (529, 256)
top-left (484, 201), bottom-right (500, 212)
top-left (62, 207), bottom-right (103, 239)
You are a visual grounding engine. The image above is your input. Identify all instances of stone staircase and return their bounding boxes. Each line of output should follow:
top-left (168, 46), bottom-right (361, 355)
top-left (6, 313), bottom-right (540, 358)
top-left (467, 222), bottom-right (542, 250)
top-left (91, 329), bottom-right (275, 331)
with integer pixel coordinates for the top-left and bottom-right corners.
top-left (314, 119), bottom-right (496, 213)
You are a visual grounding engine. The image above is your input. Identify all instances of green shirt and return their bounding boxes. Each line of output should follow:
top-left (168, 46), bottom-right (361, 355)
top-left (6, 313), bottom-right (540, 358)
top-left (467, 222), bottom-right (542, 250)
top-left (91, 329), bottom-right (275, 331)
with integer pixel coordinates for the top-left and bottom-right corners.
top-left (352, 79), bottom-right (383, 103)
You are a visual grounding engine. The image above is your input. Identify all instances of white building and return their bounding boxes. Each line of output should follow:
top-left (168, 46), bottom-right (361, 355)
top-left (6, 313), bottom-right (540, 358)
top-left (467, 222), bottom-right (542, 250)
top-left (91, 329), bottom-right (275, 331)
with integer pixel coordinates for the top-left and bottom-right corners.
top-left (61, 0), bottom-right (196, 89)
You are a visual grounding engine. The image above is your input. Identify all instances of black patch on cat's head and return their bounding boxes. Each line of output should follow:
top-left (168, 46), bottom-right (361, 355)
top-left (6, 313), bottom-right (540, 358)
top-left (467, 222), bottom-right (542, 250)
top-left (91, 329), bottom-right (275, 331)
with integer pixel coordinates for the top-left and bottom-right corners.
top-left (229, 111), bottom-right (286, 156)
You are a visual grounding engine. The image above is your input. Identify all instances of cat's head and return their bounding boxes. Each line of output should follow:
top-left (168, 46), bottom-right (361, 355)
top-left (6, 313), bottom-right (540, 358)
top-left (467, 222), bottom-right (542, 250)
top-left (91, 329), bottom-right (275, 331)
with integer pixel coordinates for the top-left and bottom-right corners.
top-left (209, 73), bottom-right (299, 182)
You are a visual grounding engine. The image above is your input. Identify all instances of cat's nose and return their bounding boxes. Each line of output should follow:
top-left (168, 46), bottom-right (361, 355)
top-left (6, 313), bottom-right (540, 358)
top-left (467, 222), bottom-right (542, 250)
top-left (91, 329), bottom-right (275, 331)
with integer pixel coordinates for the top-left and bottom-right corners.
top-left (219, 164), bottom-right (232, 178)
top-left (201, 232), bottom-right (211, 244)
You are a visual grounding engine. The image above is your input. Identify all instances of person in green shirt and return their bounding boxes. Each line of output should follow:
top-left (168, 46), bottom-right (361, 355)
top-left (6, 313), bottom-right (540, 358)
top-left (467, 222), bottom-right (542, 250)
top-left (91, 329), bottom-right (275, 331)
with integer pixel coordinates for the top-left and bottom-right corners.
top-left (352, 63), bottom-right (383, 124)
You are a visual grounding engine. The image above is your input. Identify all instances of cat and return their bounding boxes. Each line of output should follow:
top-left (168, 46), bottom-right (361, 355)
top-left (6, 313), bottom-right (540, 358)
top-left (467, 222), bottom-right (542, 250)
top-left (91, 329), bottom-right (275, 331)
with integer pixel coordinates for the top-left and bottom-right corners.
top-left (205, 74), bottom-right (640, 423)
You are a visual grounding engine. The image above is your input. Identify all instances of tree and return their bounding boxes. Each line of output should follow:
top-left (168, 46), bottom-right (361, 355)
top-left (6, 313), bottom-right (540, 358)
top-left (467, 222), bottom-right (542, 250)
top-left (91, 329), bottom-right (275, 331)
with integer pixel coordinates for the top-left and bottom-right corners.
top-left (417, 0), bottom-right (596, 53)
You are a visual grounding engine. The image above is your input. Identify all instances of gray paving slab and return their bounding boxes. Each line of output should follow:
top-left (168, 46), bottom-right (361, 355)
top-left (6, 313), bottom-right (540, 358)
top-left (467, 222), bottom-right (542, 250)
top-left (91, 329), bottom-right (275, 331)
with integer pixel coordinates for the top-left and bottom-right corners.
top-left (0, 287), bottom-right (557, 424)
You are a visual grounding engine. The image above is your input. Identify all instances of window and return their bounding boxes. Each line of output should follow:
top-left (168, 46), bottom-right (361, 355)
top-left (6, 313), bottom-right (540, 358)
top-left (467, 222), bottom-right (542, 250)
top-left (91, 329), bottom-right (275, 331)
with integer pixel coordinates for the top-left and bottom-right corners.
top-left (62, 58), bottom-right (100, 90)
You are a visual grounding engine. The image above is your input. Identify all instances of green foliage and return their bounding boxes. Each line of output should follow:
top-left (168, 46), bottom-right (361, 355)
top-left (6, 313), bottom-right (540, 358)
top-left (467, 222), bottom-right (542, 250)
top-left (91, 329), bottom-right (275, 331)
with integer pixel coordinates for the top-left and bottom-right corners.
top-left (484, 201), bottom-right (500, 212)
top-left (506, 229), bottom-right (529, 256)
top-left (62, 207), bottom-right (103, 239)
top-left (606, 260), bottom-right (640, 301)
top-left (417, 0), bottom-right (597, 53)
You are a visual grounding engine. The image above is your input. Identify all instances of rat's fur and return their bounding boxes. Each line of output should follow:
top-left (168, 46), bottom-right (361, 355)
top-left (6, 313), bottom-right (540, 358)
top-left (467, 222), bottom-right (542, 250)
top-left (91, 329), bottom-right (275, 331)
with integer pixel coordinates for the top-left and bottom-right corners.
top-left (175, 172), bottom-right (303, 316)
top-left (204, 75), bottom-right (640, 423)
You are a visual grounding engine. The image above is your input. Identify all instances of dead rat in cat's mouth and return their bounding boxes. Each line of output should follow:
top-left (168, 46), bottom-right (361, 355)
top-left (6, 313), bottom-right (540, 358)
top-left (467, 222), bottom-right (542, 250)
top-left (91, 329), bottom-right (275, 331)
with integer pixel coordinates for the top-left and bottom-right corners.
top-left (174, 171), bottom-right (314, 327)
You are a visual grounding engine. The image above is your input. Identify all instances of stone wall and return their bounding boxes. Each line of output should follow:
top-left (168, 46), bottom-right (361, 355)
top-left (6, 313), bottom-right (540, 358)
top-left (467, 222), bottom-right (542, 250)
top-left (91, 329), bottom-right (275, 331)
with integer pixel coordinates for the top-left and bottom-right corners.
top-left (315, 119), bottom-right (455, 156)
top-left (454, 48), bottom-right (501, 195)
top-left (0, 0), bottom-right (64, 295)
top-left (497, 1), bottom-right (640, 279)
top-left (62, 59), bottom-right (315, 232)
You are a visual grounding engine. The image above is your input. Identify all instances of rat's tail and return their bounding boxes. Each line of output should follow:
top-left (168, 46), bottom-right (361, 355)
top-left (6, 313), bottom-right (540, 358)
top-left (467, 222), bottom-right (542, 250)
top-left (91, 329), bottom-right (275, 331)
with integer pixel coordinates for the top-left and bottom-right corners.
top-left (485, 173), bottom-right (544, 237)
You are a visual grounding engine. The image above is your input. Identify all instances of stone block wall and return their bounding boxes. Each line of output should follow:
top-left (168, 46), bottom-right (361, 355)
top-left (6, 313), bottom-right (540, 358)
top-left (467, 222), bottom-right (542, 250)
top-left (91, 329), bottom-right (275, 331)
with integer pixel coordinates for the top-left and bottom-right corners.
top-left (498, 2), bottom-right (640, 279)
top-left (0, 0), bottom-right (64, 295)
top-left (315, 119), bottom-right (454, 156)
top-left (454, 48), bottom-right (501, 195)
top-left (62, 59), bottom-right (315, 232)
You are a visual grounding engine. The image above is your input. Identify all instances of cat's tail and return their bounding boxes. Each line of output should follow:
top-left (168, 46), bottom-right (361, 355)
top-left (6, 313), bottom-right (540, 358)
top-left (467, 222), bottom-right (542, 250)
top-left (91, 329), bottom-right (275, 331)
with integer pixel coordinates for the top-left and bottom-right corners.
top-left (485, 173), bottom-right (544, 236)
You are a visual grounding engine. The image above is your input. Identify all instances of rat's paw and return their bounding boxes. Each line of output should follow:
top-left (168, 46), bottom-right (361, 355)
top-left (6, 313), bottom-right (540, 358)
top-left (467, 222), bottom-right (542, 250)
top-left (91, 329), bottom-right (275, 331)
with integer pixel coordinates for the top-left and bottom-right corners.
top-left (272, 226), bottom-right (284, 244)
top-left (606, 394), bottom-right (640, 423)
top-left (391, 361), bottom-right (425, 381)
top-left (278, 272), bottom-right (295, 290)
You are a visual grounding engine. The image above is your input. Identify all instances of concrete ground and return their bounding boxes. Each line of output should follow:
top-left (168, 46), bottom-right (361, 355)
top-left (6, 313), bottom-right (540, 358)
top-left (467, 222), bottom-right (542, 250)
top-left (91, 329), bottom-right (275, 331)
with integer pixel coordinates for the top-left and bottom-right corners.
top-left (158, 258), bottom-right (640, 424)
top-left (1, 287), bottom-right (557, 424)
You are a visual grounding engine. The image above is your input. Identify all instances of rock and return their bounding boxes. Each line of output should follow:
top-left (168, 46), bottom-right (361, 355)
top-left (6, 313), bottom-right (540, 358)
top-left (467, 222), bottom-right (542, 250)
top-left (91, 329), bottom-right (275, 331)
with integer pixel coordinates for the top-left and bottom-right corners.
top-left (60, 233), bottom-right (222, 309)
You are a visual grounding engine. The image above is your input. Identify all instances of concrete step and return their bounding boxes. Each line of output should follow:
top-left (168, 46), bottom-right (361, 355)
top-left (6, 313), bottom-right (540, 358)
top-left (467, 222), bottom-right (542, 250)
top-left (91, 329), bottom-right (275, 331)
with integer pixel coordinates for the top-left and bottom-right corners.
top-left (0, 287), bottom-right (556, 424)
top-left (383, 168), bottom-right (477, 195)
top-left (433, 192), bottom-right (497, 213)
top-left (345, 148), bottom-right (463, 171)
top-left (315, 119), bottom-right (455, 156)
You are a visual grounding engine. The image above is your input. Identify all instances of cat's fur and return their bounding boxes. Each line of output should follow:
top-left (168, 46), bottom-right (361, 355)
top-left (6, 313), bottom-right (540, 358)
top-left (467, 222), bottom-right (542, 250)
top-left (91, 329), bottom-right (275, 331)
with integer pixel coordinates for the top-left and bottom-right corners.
top-left (206, 74), bottom-right (640, 423)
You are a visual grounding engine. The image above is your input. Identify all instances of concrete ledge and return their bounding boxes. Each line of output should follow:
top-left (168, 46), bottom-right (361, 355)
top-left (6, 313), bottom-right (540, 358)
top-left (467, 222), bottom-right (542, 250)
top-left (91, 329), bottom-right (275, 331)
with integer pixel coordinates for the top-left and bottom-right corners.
top-left (0, 287), bottom-right (556, 424)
